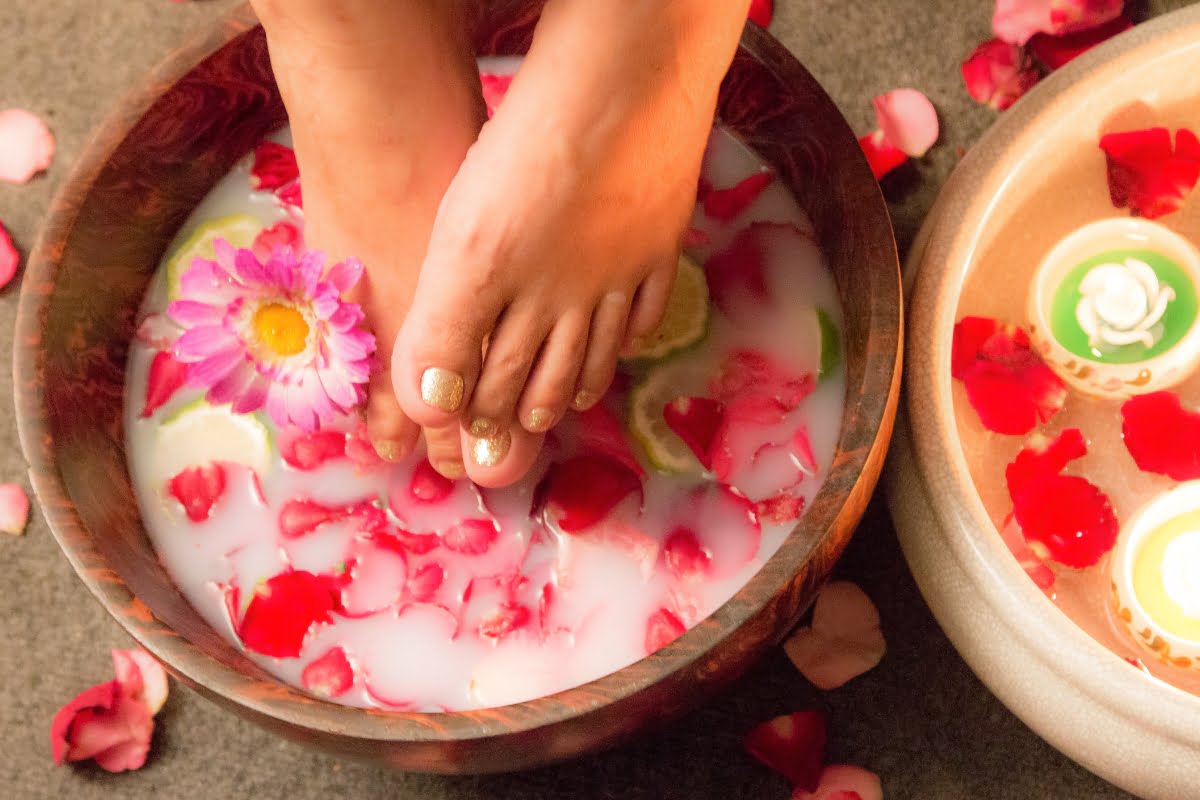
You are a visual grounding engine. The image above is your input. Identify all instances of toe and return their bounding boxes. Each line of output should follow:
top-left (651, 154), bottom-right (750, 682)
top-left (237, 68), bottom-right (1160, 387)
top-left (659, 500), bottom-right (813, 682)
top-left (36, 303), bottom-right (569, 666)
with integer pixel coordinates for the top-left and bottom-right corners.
top-left (364, 364), bottom-right (420, 463)
top-left (573, 289), bottom-right (632, 411)
top-left (623, 257), bottom-right (677, 354)
top-left (462, 423), bottom-right (544, 488)
top-left (423, 422), bottom-right (466, 479)
top-left (465, 302), bottom-right (551, 438)
top-left (516, 311), bottom-right (590, 433)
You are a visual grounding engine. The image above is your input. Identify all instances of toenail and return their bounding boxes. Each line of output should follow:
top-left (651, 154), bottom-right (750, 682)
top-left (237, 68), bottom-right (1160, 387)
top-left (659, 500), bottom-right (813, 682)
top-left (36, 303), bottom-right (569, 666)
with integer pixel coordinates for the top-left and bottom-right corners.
top-left (435, 460), bottom-right (467, 479)
top-left (421, 368), bottom-right (464, 412)
top-left (471, 429), bottom-right (511, 467)
top-left (572, 389), bottom-right (599, 411)
top-left (469, 417), bottom-right (497, 437)
top-left (525, 407), bottom-right (554, 432)
top-left (373, 440), bottom-right (404, 462)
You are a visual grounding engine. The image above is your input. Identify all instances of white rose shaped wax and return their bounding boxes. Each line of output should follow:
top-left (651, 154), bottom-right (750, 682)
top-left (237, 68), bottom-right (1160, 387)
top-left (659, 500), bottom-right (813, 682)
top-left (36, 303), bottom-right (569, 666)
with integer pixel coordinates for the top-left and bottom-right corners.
top-left (1028, 218), bottom-right (1200, 398)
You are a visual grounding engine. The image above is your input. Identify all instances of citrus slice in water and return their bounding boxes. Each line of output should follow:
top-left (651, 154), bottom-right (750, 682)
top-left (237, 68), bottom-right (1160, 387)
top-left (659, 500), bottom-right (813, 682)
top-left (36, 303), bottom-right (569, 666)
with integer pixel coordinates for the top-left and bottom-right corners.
top-left (628, 359), bottom-right (709, 474)
top-left (627, 253), bottom-right (709, 362)
top-left (164, 214), bottom-right (262, 300)
top-left (816, 307), bottom-right (841, 381)
top-left (153, 399), bottom-right (275, 480)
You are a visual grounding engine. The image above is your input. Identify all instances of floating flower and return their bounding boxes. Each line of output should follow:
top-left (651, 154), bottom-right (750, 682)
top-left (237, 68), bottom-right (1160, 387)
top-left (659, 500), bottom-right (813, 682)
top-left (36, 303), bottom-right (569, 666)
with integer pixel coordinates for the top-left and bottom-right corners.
top-left (1122, 391), bottom-right (1200, 481)
top-left (168, 240), bottom-right (375, 432)
top-left (783, 582), bottom-right (886, 690)
top-left (1028, 13), bottom-right (1133, 69)
top-left (0, 108), bottom-right (55, 184)
top-left (992, 0), bottom-right (1125, 46)
top-left (962, 38), bottom-right (1041, 111)
top-left (1100, 127), bottom-right (1200, 220)
top-left (1075, 257), bottom-right (1174, 348)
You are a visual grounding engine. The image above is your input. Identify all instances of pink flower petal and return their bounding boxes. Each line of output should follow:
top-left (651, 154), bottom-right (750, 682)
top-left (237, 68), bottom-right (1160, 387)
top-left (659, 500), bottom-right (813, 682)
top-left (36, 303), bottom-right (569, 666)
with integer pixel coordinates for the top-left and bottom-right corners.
top-left (0, 108), bottom-right (55, 184)
top-left (858, 131), bottom-right (909, 180)
top-left (301, 646), bottom-right (355, 698)
top-left (1028, 14), bottom-right (1133, 69)
top-left (962, 38), bottom-right (1041, 110)
top-left (111, 649), bottom-right (169, 715)
top-left (0, 483), bottom-right (29, 535)
top-left (142, 350), bottom-right (189, 418)
top-left (792, 765), bottom-right (883, 800)
top-left (703, 171), bottom-right (774, 222)
top-left (783, 582), bottom-right (886, 689)
top-left (644, 607), bottom-right (686, 654)
top-left (480, 73), bottom-right (514, 118)
top-left (1100, 127), bottom-right (1200, 220)
top-left (0, 221), bottom-right (19, 289)
top-left (993, 0), bottom-right (1124, 45)
top-left (872, 89), bottom-right (939, 158)
top-left (744, 711), bottom-right (828, 792)
top-left (167, 463), bottom-right (227, 523)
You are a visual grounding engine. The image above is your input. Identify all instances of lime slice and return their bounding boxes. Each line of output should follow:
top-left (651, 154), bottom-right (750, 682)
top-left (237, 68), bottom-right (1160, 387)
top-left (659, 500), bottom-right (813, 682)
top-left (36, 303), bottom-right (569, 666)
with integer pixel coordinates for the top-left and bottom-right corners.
top-left (154, 399), bottom-right (275, 480)
top-left (627, 253), bottom-right (709, 362)
top-left (816, 307), bottom-right (841, 381)
top-left (628, 359), bottom-right (708, 473)
top-left (164, 214), bottom-right (262, 300)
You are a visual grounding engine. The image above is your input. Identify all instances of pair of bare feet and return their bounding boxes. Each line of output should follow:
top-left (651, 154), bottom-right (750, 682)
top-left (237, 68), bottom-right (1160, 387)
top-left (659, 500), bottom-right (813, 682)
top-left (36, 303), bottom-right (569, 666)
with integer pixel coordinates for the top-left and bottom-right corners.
top-left (251, 0), bottom-right (748, 486)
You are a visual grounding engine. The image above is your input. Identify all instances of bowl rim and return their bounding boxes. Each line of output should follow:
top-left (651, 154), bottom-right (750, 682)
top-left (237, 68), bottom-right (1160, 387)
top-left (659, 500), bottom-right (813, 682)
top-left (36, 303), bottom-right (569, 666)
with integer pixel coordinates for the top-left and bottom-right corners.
top-left (894, 0), bottom-right (1200, 780)
top-left (15, 4), bottom-right (901, 745)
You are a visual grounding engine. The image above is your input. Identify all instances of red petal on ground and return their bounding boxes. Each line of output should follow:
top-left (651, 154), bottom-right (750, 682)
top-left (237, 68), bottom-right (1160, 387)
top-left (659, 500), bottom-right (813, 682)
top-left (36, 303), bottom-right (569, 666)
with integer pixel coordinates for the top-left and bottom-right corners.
top-left (961, 38), bottom-right (1040, 111)
top-left (50, 678), bottom-right (155, 773)
top-left (1122, 391), bottom-right (1200, 480)
top-left (576, 402), bottom-right (646, 476)
top-left (278, 498), bottom-right (343, 539)
top-left (998, 514), bottom-right (1056, 591)
top-left (1028, 14), bottom-right (1132, 69)
top-left (0, 221), bottom-right (19, 289)
top-left (756, 492), bottom-right (806, 524)
top-left (792, 764), bottom-right (883, 800)
top-left (250, 141), bottom-right (298, 191)
top-left (441, 518), bottom-right (498, 555)
top-left (111, 649), bottom-right (169, 715)
top-left (480, 73), bottom-right (514, 118)
top-left (251, 219), bottom-right (303, 260)
top-left (239, 570), bottom-right (335, 657)
top-left (141, 350), bottom-right (188, 418)
top-left (744, 710), bottom-right (828, 792)
top-left (663, 527), bottom-right (712, 581)
top-left (51, 681), bottom-right (116, 765)
top-left (747, 0), bottom-right (774, 27)
top-left (952, 316), bottom-right (1066, 435)
top-left (0, 483), bottom-right (30, 535)
top-left (301, 647), bottom-right (355, 698)
top-left (993, 0), bottom-right (1124, 45)
top-left (407, 562), bottom-right (445, 601)
top-left (167, 463), bottom-right (226, 522)
top-left (858, 131), bottom-right (908, 180)
top-left (410, 458), bottom-right (455, 503)
top-left (703, 171), bottom-right (774, 222)
top-left (872, 88), bottom-right (939, 157)
top-left (540, 455), bottom-right (643, 532)
top-left (1006, 429), bottom-right (1118, 568)
top-left (1100, 127), bottom-right (1200, 219)
top-left (282, 430), bottom-right (346, 471)
top-left (705, 226), bottom-right (771, 320)
top-left (644, 608), bottom-right (686, 654)
top-left (0, 108), bottom-right (55, 184)
top-left (664, 396), bottom-right (725, 469)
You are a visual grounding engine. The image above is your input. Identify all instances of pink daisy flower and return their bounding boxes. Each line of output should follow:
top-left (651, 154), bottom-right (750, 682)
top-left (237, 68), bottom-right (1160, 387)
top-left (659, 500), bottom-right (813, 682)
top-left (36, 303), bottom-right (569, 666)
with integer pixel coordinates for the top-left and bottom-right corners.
top-left (168, 240), bottom-right (375, 432)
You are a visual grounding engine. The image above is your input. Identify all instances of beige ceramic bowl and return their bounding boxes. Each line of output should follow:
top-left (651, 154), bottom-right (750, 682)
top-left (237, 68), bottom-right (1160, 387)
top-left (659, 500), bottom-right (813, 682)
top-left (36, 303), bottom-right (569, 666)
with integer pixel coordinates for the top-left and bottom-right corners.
top-left (889, 7), bottom-right (1200, 799)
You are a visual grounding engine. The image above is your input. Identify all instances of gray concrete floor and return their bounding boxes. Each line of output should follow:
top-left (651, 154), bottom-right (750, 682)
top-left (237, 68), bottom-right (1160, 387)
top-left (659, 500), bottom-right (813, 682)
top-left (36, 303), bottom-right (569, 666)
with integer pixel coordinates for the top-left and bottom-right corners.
top-left (2, 1), bottom-right (1192, 797)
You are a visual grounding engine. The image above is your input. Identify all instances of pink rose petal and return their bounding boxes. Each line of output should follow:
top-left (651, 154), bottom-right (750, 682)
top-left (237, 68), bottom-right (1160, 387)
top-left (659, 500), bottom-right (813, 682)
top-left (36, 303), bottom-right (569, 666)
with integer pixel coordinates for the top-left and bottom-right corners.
top-left (993, 0), bottom-right (1124, 45)
top-left (111, 649), bottom-right (169, 715)
top-left (0, 108), bottom-right (55, 184)
top-left (480, 73), bottom-right (514, 118)
top-left (792, 765), bottom-right (883, 800)
top-left (0, 221), bottom-right (19, 289)
top-left (962, 38), bottom-right (1041, 111)
top-left (872, 88), bottom-right (939, 158)
top-left (783, 581), bottom-right (886, 689)
top-left (0, 483), bottom-right (29, 535)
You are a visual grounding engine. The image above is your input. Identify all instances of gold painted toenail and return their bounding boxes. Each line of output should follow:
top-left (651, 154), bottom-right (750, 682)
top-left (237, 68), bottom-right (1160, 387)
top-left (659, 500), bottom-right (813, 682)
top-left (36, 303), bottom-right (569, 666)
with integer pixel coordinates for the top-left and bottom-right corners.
top-left (525, 407), bottom-right (554, 432)
top-left (373, 440), bottom-right (404, 462)
top-left (471, 430), bottom-right (511, 467)
top-left (421, 368), bottom-right (464, 412)
top-left (435, 460), bottom-right (467, 479)
top-left (628, 336), bottom-right (646, 354)
top-left (572, 390), bottom-right (599, 411)
top-left (469, 417), bottom-right (497, 438)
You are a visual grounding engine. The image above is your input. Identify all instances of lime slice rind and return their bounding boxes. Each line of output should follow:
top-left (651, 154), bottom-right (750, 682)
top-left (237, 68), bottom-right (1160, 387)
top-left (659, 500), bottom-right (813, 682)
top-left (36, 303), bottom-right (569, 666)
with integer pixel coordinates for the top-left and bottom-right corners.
top-left (816, 307), bottom-right (841, 381)
top-left (626, 253), bottom-right (710, 363)
top-left (153, 398), bottom-right (276, 480)
top-left (627, 359), bottom-right (708, 474)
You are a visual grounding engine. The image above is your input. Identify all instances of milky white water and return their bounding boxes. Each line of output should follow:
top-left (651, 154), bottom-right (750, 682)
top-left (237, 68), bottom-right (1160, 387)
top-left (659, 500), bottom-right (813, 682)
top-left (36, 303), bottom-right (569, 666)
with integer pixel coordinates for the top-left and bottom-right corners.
top-left (124, 67), bottom-right (844, 711)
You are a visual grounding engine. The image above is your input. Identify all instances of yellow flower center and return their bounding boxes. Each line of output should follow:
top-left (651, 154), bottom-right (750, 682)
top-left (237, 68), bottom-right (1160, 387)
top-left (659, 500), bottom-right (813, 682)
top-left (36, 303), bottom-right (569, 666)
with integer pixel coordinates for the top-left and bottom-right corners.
top-left (252, 302), bottom-right (309, 357)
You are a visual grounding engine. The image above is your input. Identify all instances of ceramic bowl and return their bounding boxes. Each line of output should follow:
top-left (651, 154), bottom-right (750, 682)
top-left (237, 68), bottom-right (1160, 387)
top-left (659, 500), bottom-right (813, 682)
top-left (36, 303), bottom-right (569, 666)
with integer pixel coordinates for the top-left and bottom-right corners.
top-left (889, 6), bottom-right (1200, 798)
top-left (16, 2), bottom-right (900, 774)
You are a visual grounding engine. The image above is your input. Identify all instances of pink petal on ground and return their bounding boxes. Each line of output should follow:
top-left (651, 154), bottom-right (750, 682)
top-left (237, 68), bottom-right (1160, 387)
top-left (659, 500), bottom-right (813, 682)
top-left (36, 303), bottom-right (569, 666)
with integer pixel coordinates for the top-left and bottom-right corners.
top-left (962, 38), bottom-right (1041, 111)
top-left (142, 350), bottom-right (189, 418)
top-left (50, 679), bottom-right (155, 773)
top-left (111, 649), bottom-right (169, 715)
top-left (480, 73), bottom-right (514, 118)
top-left (993, 0), bottom-right (1123, 45)
top-left (0, 483), bottom-right (29, 535)
top-left (703, 171), bottom-right (774, 222)
top-left (792, 765), bottom-right (883, 800)
top-left (783, 582), bottom-right (886, 689)
top-left (858, 131), bottom-right (909, 180)
top-left (748, 0), bottom-right (774, 27)
top-left (744, 710), bottom-right (828, 792)
top-left (0, 221), bottom-right (19, 289)
top-left (0, 108), bottom-right (55, 184)
top-left (872, 88), bottom-right (939, 157)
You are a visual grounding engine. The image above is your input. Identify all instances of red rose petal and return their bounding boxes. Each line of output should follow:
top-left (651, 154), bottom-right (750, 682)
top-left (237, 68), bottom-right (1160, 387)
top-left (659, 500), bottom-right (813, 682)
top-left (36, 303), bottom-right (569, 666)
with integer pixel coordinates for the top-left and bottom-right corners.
top-left (275, 179), bottom-right (303, 209)
top-left (872, 88), bottom-right (939, 158)
top-left (705, 225), bottom-right (771, 321)
top-left (0, 483), bottom-right (30, 535)
top-left (167, 463), bottom-right (226, 523)
top-left (756, 492), bottom-right (806, 524)
top-left (301, 646), bottom-right (355, 698)
top-left (1028, 14), bottom-right (1133, 69)
top-left (251, 219), bottom-right (303, 260)
top-left (408, 458), bottom-right (454, 503)
top-left (51, 680), bottom-right (117, 765)
top-left (407, 562), bottom-right (445, 601)
top-left (1122, 391), bottom-right (1200, 480)
top-left (250, 141), bottom-right (298, 191)
top-left (644, 608), bottom-right (686, 654)
top-left (480, 73), bottom-right (514, 118)
top-left (1100, 127), bottom-right (1200, 219)
top-left (282, 430), bottom-right (347, 471)
top-left (993, 0), bottom-right (1124, 45)
top-left (952, 316), bottom-right (1066, 435)
top-left (239, 570), bottom-right (335, 657)
top-left (747, 0), bottom-right (774, 27)
top-left (479, 602), bottom-right (533, 641)
top-left (278, 498), bottom-right (345, 539)
top-left (663, 527), bottom-right (712, 581)
top-left (576, 402), bottom-right (646, 477)
top-left (663, 396), bottom-right (725, 470)
top-left (441, 518), bottom-right (498, 555)
top-left (703, 171), bottom-right (774, 222)
top-left (792, 765), bottom-right (883, 800)
top-left (0, 108), bottom-right (55, 184)
top-left (0, 221), bottom-right (19, 289)
top-left (338, 537), bottom-right (408, 617)
top-left (744, 710), bottom-right (828, 792)
top-left (961, 38), bottom-right (1040, 111)
top-left (388, 528), bottom-right (442, 556)
top-left (141, 350), bottom-right (188, 418)
top-left (540, 454), bottom-right (643, 532)
top-left (111, 649), bottom-right (169, 716)
top-left (858, 131), bottom-right (909, 180)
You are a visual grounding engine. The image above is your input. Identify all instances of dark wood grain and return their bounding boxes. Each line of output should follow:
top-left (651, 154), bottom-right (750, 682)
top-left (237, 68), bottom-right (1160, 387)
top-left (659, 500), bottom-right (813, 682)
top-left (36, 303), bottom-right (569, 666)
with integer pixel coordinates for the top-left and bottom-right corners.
top-left (14, 2), bottom-right (900, 774)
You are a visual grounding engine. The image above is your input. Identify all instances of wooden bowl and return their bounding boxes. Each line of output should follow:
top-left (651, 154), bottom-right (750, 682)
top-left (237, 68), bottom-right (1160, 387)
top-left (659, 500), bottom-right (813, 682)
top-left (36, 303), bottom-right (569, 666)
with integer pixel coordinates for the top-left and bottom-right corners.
top-left (889, 6), bottom-right (1200, 798)
top-left (15, 2), bottom-right (900, 774)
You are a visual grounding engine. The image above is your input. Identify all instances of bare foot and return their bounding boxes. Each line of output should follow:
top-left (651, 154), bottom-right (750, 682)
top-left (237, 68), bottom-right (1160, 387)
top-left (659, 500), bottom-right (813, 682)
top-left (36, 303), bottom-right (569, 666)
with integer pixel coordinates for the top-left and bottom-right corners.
top-left (392, 0), bottom-right (748, 486)
top-left (252, 0), bottom-right (485, 478)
